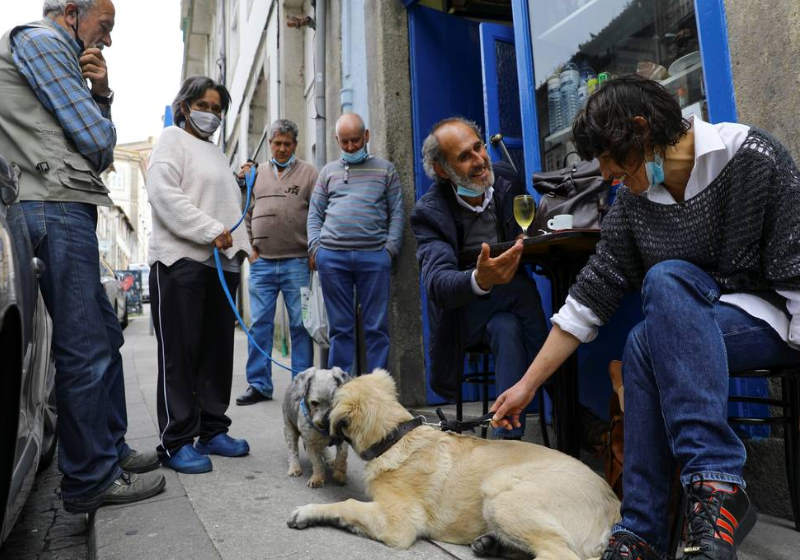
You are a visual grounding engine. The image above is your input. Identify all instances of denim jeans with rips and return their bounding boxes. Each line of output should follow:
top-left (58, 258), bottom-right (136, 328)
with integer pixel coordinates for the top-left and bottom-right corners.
top-left (615, 259), bottom-right (800, 555)
top-left (15, 201), bottom-right (127, 501)
top-left (245, 256), bottom-right (312, 395)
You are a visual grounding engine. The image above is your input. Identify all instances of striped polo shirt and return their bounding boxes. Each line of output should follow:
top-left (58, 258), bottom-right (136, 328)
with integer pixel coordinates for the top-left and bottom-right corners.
top-left (307, 154), bottom-right (404, 256)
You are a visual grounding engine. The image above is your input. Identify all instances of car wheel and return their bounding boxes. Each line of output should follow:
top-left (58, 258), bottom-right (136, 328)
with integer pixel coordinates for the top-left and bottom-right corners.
top-left (120, 301), bottom-right (128, 329)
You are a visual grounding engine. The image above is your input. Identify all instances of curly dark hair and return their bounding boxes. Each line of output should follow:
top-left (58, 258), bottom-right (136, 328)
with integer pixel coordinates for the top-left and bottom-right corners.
top-left (572, 74), bottom-right (690, 165)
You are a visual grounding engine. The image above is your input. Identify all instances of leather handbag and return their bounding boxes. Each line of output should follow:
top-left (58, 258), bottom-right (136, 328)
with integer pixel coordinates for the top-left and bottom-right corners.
top-left (531, 158), bottom-right (611, 233)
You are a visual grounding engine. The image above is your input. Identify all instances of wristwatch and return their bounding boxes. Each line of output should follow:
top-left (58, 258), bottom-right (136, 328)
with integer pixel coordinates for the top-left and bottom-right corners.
top-left (92, 89), bottom-right (114, 105)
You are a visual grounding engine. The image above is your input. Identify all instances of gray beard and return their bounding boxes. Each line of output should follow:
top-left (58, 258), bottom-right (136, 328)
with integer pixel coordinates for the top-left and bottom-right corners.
top-left (443, 161), bottom-right (495, 193)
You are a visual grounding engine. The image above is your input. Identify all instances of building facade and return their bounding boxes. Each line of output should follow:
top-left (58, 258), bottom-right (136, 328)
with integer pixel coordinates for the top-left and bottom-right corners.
top-left (97, 139), bottom-right (154, 270)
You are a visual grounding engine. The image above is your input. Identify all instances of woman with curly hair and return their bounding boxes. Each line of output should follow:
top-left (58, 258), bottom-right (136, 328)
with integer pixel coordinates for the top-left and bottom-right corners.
top-left (492, 75), bottom-right (800, 560)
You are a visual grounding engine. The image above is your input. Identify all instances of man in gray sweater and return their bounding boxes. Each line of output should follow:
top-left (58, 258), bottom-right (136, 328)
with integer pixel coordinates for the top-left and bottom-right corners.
top-left (307, 113), bottom-right (404, 374)
top-left (237, 119), bottom-right (318, 404)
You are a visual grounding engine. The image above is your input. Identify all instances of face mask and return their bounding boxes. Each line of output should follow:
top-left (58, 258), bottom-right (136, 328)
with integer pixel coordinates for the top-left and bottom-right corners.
top-left (70, 10), bottom-right (85, 51)
top-left (645, 152), bottom-right (665, 189)
top-left (341, 146), bottom-right (368, 165)
top-left (272, 154), bottom-right (295, 169)
top-left (187, 110), bottom-right (221, 138)
top-left (456, 185), bottom-right (485, 197)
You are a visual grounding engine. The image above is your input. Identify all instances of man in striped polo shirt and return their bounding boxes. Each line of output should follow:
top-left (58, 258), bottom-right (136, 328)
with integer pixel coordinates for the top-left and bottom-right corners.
top-left (307, 113), bottom-right (403, 374)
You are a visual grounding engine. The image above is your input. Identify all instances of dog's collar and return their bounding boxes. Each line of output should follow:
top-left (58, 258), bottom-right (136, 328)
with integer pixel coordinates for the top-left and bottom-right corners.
top-left (358, 416), bottom-right (425, 461)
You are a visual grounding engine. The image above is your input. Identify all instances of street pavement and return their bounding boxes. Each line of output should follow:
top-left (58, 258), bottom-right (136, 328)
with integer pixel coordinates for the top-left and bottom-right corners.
top-left (10, 304), bottom-right (793, 559)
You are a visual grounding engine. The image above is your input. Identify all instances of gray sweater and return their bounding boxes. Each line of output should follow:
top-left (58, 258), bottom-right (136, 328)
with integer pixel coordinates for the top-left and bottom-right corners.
top-left (571, 128), bottom-right (800, 322)
top-left (307, 155), bottom-right (404, 257)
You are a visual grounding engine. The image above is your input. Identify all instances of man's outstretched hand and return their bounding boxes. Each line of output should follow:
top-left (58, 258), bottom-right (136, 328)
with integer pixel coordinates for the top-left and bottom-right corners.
top-left (474, 239), bottom-right (523, 291)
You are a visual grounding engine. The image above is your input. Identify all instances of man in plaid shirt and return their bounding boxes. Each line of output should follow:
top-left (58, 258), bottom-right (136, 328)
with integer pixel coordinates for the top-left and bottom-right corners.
top-left (0, 0), bottom-right (165, 513)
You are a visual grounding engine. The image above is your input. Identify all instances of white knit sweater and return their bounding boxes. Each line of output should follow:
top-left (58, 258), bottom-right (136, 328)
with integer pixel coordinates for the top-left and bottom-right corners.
top-left (146, 126), bottom-right (251, 268)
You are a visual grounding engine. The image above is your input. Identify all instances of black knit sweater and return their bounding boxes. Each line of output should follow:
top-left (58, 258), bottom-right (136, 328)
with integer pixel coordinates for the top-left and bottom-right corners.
top-left (571, 128), bottom-right (800, 323)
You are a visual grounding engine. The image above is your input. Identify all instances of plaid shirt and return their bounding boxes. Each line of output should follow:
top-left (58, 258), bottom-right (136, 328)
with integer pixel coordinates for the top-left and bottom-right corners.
top-left (11, 20), bottom-right (115, 172)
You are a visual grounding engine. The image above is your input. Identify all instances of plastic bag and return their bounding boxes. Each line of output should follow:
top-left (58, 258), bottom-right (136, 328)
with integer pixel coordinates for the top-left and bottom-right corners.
top-left (301, 271), bottom-right (329, 347)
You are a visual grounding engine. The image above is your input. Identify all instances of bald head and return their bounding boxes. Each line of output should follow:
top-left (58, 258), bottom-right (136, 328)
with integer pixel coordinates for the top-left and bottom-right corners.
top-left (335, 113), bottom-right (369, 155)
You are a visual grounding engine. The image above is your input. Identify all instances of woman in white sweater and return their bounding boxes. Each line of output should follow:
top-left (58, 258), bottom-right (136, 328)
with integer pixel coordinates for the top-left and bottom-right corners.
top-left (146, 76), bottom-right (251, 474)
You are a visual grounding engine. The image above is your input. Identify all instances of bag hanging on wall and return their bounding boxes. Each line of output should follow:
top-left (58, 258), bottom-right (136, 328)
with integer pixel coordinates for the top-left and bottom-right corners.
top-left (300, 271), bottom-right (329, 348)
top-left (531, 157), bottom-right (612, 234)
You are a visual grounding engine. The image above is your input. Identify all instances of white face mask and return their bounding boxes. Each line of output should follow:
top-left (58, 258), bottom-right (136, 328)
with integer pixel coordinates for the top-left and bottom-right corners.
top-left (187, 110), bottom-right (221, 138)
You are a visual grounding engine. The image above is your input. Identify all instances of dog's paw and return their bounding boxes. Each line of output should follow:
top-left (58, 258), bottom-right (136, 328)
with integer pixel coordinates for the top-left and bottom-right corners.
top-left (332, 469), bottom-right (347, 486)
top-left (287, 505), bottom-right (315, 529)
top-left (287, 464), bottom-right (303, 477)
top-left (306, 475), bottom-right (325, 488)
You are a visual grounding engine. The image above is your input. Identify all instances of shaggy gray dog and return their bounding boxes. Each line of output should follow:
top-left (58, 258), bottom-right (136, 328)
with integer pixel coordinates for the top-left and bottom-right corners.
top-left (282, 367), bottom-right (350, 488)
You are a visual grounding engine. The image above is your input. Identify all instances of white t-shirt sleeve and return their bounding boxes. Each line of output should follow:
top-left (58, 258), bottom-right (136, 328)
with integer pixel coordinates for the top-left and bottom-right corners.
top-left (778, 289), bottom-right (800, 350)
top-left (470, 269), bottom-right (491, 295)
top-left (146, 129), bottom-right (225, 245)
top-left (551, 294), bottom-right (604, 343)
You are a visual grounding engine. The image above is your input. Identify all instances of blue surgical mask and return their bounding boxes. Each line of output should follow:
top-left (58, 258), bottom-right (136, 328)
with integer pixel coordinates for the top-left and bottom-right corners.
top-left (272, 154), bottom-right (295, 169)
top-left (645, 152), bottom-right (665, 189)
top-left (341, 146), bottom-right (368, 165)
top-left (456, 185), bottom-right (484, 197)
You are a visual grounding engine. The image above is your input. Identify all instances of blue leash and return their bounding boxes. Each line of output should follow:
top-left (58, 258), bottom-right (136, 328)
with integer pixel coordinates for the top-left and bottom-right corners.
top-left (214, 166), bottom-right (303, 375)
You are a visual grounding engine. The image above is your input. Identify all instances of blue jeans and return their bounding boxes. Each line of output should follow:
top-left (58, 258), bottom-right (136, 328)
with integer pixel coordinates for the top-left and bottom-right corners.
top-left (15, 202), bottom-right (128, 501)
top-left (245, 257), bottom-right (312, 395)
top-left (616, 260), bottom-right (800, 554)
top-left (315, 248), bottom-right (391, 374)
top-left (463, 274), bottom-right (547, 438)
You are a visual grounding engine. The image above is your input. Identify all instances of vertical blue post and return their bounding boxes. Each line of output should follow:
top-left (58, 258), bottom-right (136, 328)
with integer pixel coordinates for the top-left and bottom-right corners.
top-left (511, 0), bottom-right (541, 188)
top-left (695, 0), bottom-right (737, 123)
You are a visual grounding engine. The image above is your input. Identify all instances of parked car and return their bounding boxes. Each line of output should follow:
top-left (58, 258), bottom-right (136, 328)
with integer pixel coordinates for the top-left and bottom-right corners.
top-left (129, 263), bottom-right (150, 303)
top-left (101, 257), bottom-right (127, 329)
top-left (0, 155), bottom-right (57, 544)
top-left (116, 269), bottom-right (143, 315)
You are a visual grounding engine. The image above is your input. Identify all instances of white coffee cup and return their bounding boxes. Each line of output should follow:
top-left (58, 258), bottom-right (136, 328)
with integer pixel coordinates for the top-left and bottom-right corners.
top-left (547, 214), bottom-right (574, 231)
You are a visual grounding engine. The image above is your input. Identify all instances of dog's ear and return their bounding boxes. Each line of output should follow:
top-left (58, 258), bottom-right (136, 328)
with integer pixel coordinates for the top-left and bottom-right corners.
top-left (331, 416), bottom-right (349, 439)
top-left (331, 366), bottom-right (351, 387)
top-left (303, 371), bottom-right (314, 401)
top-left (369, 368), bottom-right (397, 396)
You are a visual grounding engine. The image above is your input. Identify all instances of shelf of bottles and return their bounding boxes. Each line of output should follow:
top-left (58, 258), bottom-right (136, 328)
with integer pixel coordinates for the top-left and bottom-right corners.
top-left (531, 0), bottom-right (705, 171)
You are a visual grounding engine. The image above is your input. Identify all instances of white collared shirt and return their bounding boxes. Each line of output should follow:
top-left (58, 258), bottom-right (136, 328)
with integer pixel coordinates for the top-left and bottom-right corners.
top-left (553, 117), bottom-right (800, 348)
top-left (451, 185), bottom-right (496, 295)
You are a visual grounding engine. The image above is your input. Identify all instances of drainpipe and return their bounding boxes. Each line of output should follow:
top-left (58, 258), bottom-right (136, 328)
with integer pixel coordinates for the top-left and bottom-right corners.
top-left (314, 0), bottom-right (327, 168)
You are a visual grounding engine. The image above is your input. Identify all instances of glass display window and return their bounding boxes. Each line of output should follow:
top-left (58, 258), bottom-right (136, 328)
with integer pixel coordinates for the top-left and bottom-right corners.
top-left (528, 0), bottom-right (705, 170)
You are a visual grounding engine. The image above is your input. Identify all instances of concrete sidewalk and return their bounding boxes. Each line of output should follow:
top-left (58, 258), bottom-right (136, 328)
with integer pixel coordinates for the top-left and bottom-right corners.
top-left (94, 307), bottom-right (800, 560)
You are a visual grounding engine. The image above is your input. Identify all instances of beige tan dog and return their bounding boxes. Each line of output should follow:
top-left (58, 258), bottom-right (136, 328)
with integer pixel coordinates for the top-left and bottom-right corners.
top-left (287, 370), bottom-right (620, 559)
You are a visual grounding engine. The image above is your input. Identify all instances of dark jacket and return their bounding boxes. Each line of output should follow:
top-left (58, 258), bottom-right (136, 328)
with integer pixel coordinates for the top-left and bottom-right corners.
top-left (410, 171), bottom-right (525, 400)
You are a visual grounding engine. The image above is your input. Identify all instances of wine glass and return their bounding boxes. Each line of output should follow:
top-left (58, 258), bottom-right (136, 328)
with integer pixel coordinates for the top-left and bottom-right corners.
top-left (513, 194), bottom-right (536, 238)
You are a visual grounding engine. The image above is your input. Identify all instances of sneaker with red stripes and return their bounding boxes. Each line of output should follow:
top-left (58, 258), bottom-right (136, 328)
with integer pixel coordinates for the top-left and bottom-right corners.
top-left (683, 476), bottom-right (757, 559)
top-left (600, 532), bottom-right (662, 560)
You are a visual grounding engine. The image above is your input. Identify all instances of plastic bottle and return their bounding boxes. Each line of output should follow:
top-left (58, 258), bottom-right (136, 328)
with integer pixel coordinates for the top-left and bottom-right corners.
top-left (547, 73), bottom-right (563, 134)
top-left (559, 62), bottom-right (580, 127)
top-left (577, 63), bottom-right (596, 107)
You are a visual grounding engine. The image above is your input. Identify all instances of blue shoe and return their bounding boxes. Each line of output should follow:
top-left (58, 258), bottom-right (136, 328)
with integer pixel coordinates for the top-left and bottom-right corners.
top-left (163, 443), bottom-right (212, 474)
top-left (194, 433), bottom-right (250, 457)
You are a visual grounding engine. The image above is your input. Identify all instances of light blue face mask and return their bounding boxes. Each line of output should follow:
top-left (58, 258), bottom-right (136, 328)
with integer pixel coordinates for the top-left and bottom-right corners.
top-left (272, 154), bottom-right (296, 168)
top-left (456, 185), bottom-right (484, 197)
top-left (645, 152), bottom-right (665, 188)
top-left (341, 146), bottom-right (369, 165)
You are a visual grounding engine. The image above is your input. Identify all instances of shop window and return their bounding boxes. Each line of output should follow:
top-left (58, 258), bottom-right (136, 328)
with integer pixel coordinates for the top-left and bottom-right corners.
top-left (528, 0), bottom-right (704, 170)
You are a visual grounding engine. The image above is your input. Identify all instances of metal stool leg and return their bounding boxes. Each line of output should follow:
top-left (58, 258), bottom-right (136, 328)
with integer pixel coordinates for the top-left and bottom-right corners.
top-left (784, 375), bottom-right (800, 531)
